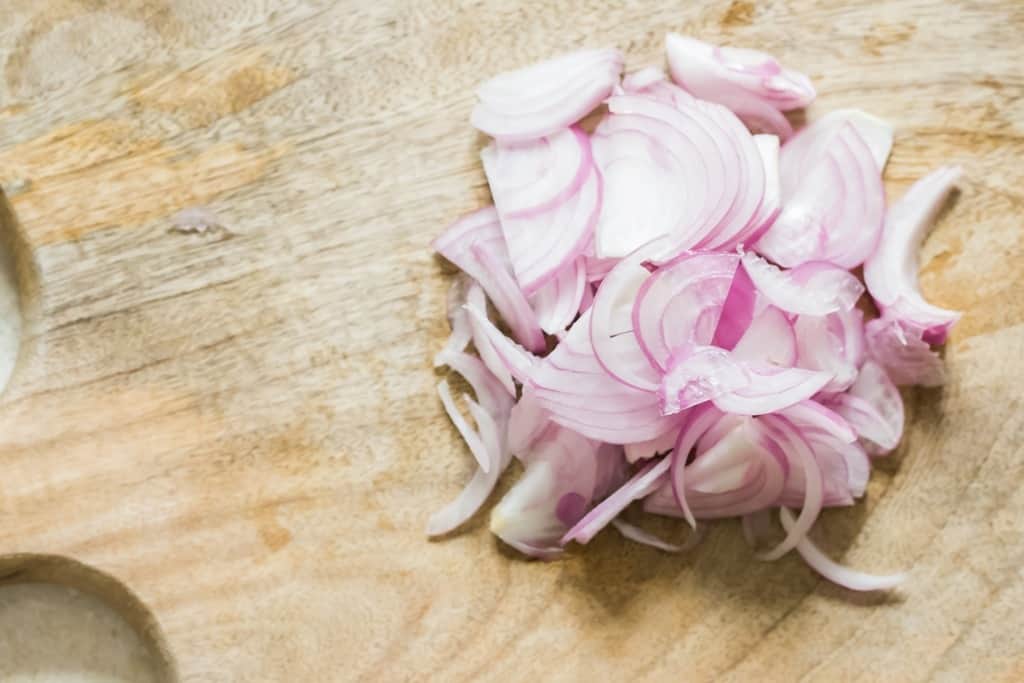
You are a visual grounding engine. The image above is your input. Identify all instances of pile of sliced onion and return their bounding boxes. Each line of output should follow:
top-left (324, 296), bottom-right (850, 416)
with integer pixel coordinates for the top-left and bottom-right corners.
top-left (430, 36), bottom-right (963, 592)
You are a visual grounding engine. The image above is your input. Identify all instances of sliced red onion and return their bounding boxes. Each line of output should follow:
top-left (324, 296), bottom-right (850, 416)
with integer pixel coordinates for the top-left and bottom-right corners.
top-left (428, 384), bottom-right (509, 536)
top-left (777, 404), bottom-right (868, 507)
top-left (433, 207), bottom-right (546, 351)
top-left (711, 363), bottom-right (833, 416)
top-left (465, 283), bottom-right (516, 396)
top-left (491, 426), bottom-right (625, 556)
top-left (633, 252), bottom-right (739, 371)
top-left (684, 418), bottom-right (787, 520)
top-left (696, 412), bottom-right (746, 457)
top-left (711, 260), bottom-right (757, 351)
top-left (437, 380), bottom-right (490, 472)
top-left (529, 256), bottom-right (588, 335)
top-left (594, 442), bottom-right (632, 498)
top-left (590, 240), bottom-right (668, 390)
top-left (482, 126), bottom-right (592, 219)
top-left (434, 275), bottom-right (474, 364)
top-left (693, 99), bottom-right (769, 250)
top-left (484, 127), bottom-right (600, 294)
top-left (433, 38), bottom-right (961, 591)
top-left (659, 346), bottom-right (750, 415)
top-left (621, 66), bottom-right (696, 107)
top-left (742, 252), bottom-right (864, 316)
top-left (590, 115), bottom-right (699, 258)
top-left (835, 439), bottom-right (870, 499)
top-left (670, 404), bottom-right (725, 527)
top-left (642, 481), bottom-right (684, 518)
top-left (471, 48), bottom-right (624, 142)
top-left (561, 456), bottom-right (672, 545)
top-left (794, 311), bottom-right (862, 393)
top-left (864, 166), bottom-right (962, 344)
top-left (756, 414), bottom-right (824, 560)
top-left (583, 242), bottom-right (620, 282)
top-left (780, 400), bottom-right (857, 444)
top-left (827, 360), bottom-right (905, 455)
top-left (865, 316), bottom-right (946, 386)
top-left (435, 350), bottom-right (514, 423)
top-left (508, 389), bottom-right (551, 458)
top-left (731, 305), bottom-right (797, 366)
top-left (735, 134), bottom-right (782, 248)
top-left (464, 303), bottom-right (537, 386)
top-left (781, 109), bottom-right (894, 189)
top-left (779, 508), bottom-right (905, 591)
top-left (595, 94), bottom-right (765, 257)
top-left (658, 335), bottom-right (830, 417)
top-left (532, 309), bottom-right (678, 443)
top-left (757, 123), bottom-right (885, 268)
top-left (579, 281), bottom-right (595, 314)
top-left (665, 34), bottom-right (815, 140)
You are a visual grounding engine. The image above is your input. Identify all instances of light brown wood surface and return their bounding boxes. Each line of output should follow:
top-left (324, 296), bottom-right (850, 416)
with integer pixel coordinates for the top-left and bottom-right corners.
top-left (0, 1), bottom-right (1022, 681)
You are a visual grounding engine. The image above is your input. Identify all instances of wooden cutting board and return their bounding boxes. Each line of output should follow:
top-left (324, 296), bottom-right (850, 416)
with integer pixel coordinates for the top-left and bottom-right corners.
top-left (0, 1), bottom-right (1022, 680)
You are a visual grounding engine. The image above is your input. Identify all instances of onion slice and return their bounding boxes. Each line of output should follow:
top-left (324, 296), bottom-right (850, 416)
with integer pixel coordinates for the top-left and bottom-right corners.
top-left (433, 207), bottom-right (546, 351)
top-left (530, 257), bottom-right (588, 335)
top-left (671, 405), bottom-right (728, 527)
top-left (491, 426), bottom-right (625, 555)
top-left (780, 109), bottom-right (894, 188)
top-left (561, 457), bottom-right (672, 545)
top-left (464, 304), bottom-right (537, 385)
top-left (590, 240), bottom-right (668, 390)
top-left (437, 380), bottom-right (490, 473)
top-left (466, 283), bottom-right (516, 396)
top-left (434, 276), bottom-right (474, 364)
top-left (756, 415), bottom-right (824, 560)
top-left (793, 310), bottom-right (864, 394)
top-left (865, 316), bottom-right (946, 387)
top-left (742, 252), bottom-right (865, 316)
top-left (427, 383), bottom-right (509, 536)
top-left (595, 94), bottom-right (765, 257)
top-left (481, 126), bottom-right (592, 219)
top-left (436, 350), bottom-right (514, 423)
top-left (864, 166), bottom-right (963, 345)
top-left (508, 389), bottom-right (551, 457)
top-left (633, 251), bottom-right (739, 371)
top-left (484, 127), bottom-right (600, 294)
top-left (659, 346), bottom-right (750, 415)
top-left (735, 134), bottom-right (782, 248)
top-left (780, 508), bottom-right (905, 591)
top-left (711, 364), bottom-right (833, 416)
top-left (532, 310), bottom-right (678, 443)
top-left (471, 48), bottom-right (624, 141)
top-left (756, 123), bottom-right (885, 268)
top-left (665, 33), bottom-right (815, 140)
top-left (825, 361), bottom-right (904, 454)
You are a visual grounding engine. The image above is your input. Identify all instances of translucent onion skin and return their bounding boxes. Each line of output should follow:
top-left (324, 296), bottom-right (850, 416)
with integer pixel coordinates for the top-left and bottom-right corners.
top-left (429, 36), bottom-right (965, 592)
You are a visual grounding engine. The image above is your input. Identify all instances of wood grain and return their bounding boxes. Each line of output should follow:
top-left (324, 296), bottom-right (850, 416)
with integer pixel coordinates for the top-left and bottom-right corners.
top-left (0, 1), bottom-right (1022, 680)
